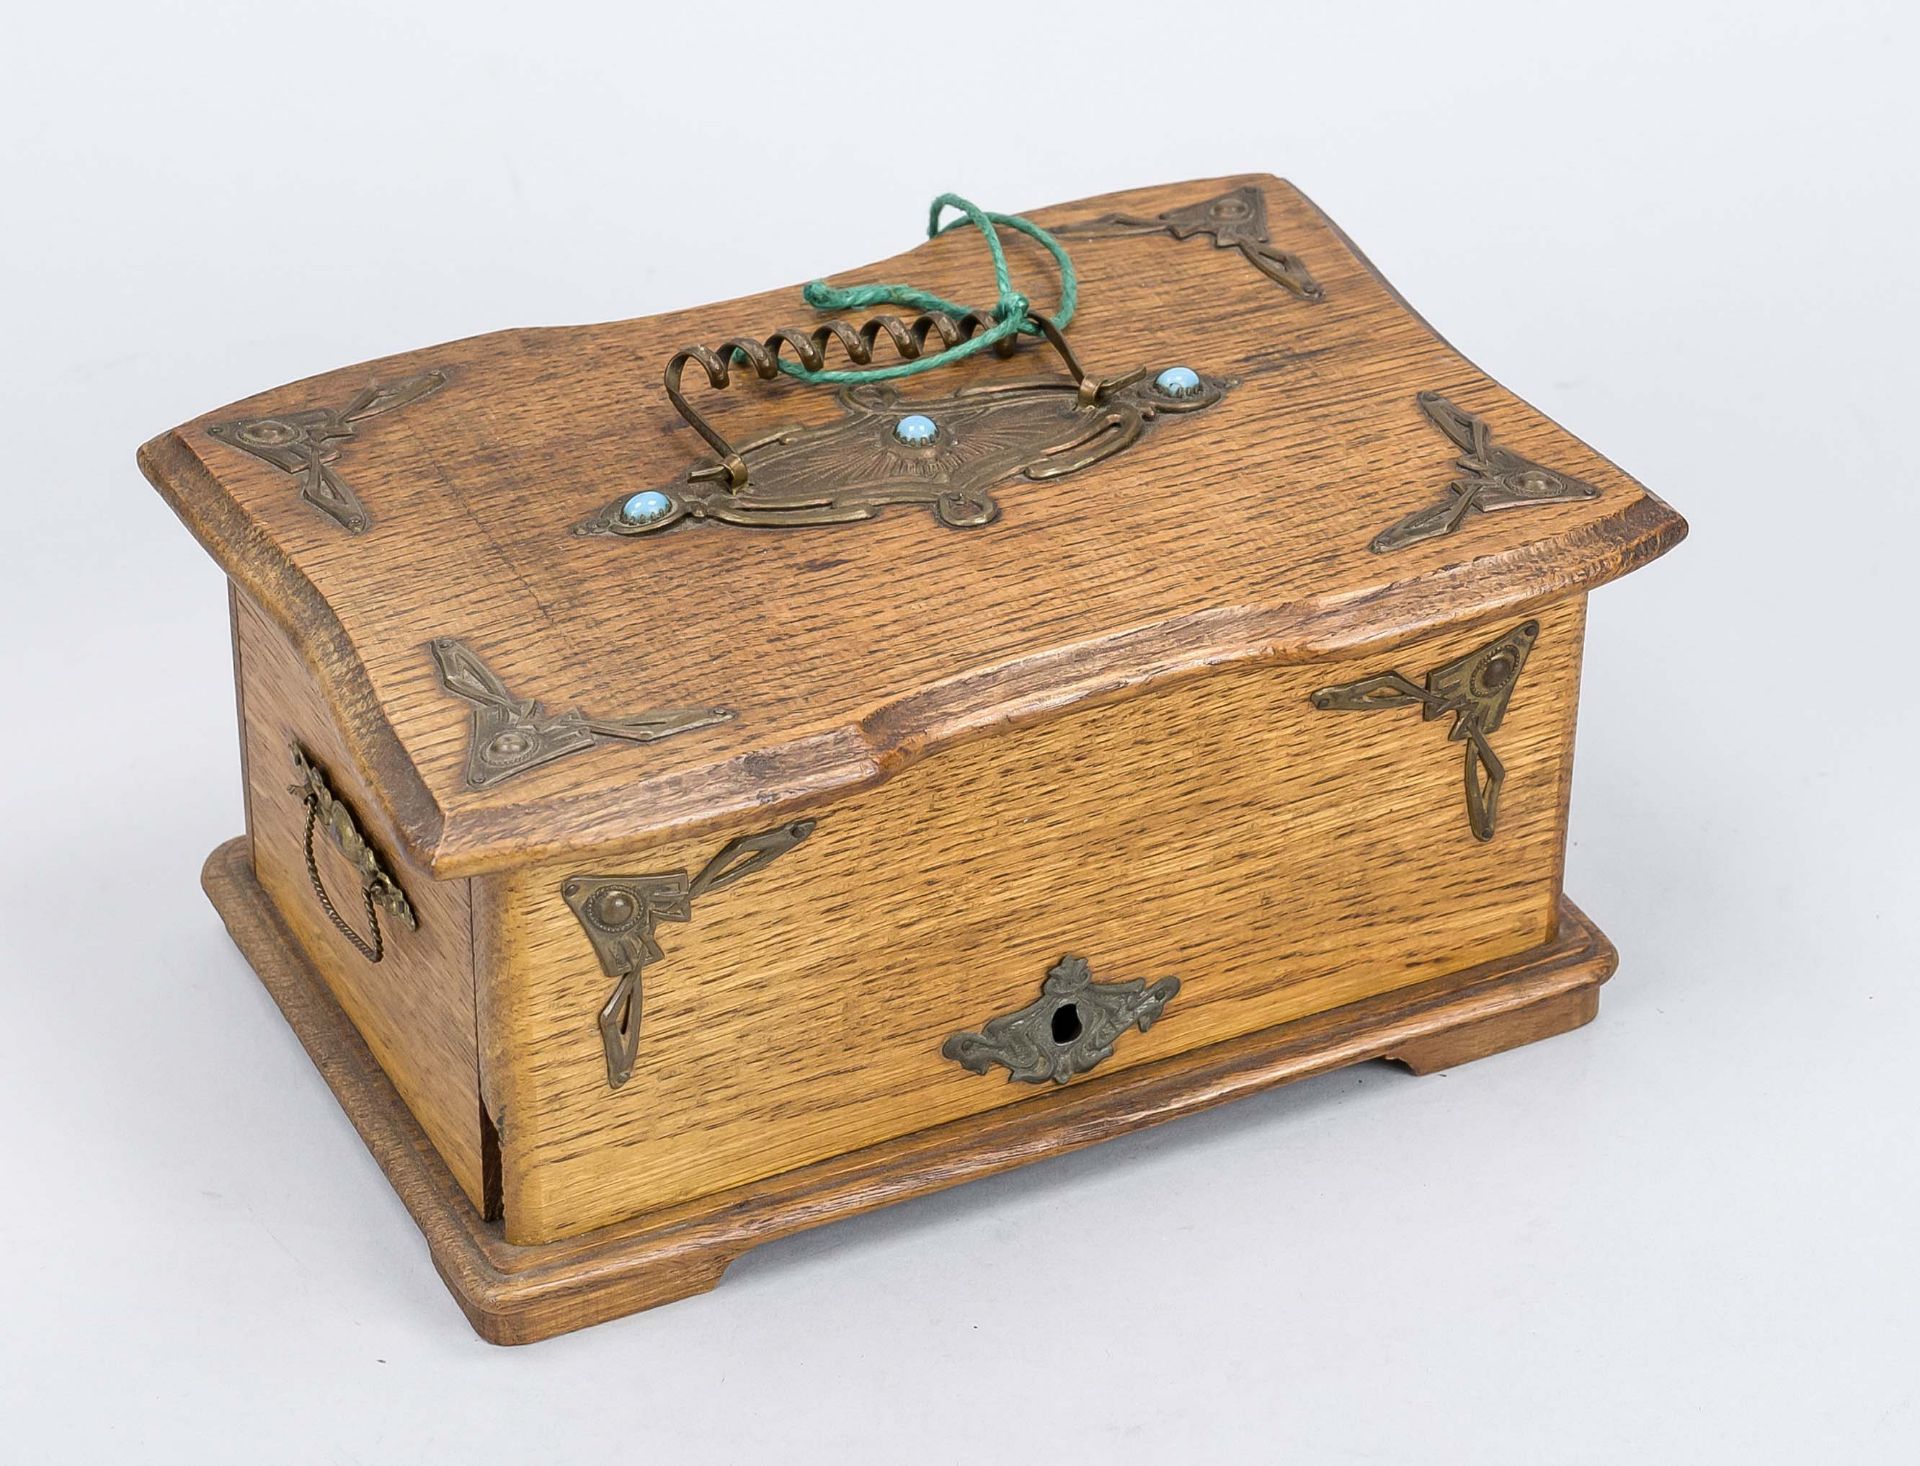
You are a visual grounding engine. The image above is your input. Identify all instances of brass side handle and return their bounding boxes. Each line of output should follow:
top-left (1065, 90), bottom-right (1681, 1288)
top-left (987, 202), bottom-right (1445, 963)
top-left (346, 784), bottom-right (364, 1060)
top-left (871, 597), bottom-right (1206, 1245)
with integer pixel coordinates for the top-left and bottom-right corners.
top-left (942, 955), bottom-right (1180, 1085)
top-left (289, 743), bottom-right (417, 963)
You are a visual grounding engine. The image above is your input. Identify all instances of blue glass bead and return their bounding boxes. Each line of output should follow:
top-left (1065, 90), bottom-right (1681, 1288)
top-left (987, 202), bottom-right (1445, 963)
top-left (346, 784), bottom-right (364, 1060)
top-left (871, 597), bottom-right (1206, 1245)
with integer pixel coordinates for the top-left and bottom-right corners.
top-left (620, 489), bottom-right (672, 524)
top-left (894, 413), bottom-right (939, 446)
top-left (1154, 366), bottom-right (1202, 399)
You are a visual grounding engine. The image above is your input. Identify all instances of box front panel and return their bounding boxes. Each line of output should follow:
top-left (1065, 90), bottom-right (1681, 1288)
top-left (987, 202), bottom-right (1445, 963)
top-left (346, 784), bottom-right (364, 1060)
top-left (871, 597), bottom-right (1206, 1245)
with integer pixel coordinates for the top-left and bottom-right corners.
top-left (234, 591), bottom-right (490, 1210)
top-left (482, 597), bottom-right (1587, 1244)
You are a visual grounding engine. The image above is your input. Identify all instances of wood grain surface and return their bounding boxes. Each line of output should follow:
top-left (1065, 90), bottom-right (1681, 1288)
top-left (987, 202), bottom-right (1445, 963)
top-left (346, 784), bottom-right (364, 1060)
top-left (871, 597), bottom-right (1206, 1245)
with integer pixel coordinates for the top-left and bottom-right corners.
top-left (151, 173), bottom-right (1686, 1285)
top-left (482, 597), bottom-right (1588, 1244)
top-left (235, 592), bottom-right (488, 1208)
top-left (140, 174), bottom-right (1686, 876)
top-left (204, 835), bottom-right (1617, 1344)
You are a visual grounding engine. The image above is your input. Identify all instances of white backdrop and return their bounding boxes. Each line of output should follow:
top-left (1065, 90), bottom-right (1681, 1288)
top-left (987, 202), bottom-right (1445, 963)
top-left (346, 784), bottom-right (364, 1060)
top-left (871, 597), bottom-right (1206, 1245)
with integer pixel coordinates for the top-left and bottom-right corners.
top-left (3, 2), bottom-right (1915, 1460)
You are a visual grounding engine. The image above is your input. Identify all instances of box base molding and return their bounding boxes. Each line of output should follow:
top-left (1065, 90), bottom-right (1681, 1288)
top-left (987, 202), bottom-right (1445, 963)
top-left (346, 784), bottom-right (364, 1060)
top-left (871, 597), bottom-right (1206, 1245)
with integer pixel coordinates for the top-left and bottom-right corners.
top-left (202, 835), bottom-right (1617, 1345)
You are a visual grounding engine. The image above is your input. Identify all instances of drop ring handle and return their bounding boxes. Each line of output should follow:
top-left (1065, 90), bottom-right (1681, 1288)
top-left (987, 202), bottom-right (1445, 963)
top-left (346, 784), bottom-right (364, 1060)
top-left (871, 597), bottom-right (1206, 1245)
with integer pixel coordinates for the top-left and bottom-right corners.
top-left (288, 743), bottom-right (418, 965)
top-left (301, 793), bottom-right (386, 963)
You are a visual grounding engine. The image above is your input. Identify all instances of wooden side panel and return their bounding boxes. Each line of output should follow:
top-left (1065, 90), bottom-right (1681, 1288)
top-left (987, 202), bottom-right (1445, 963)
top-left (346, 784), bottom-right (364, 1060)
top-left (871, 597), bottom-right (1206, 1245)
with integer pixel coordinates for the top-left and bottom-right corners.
top-left (481, 598), bottom-right (1588, 1244)
top-left (234, 591), bottom-right (489, 1209)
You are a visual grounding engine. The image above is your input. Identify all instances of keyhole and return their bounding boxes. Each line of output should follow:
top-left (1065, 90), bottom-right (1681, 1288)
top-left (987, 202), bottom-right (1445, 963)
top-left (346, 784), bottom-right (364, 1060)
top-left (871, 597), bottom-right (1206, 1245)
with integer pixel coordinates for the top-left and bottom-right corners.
top-left (1050, 1002), bottom-right (1083, 1045)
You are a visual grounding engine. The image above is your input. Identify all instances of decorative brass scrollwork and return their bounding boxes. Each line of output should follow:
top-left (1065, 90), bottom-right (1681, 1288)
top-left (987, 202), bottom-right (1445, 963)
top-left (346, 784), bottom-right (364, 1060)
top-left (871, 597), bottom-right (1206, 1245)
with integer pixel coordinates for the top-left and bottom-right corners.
top-left (563, 820), bottom-right (817, 1089)
top-left (1310, 622), bottom-right (1540, 841)
top-left (288, 743), bottom-right (417, 962)
top-left (1370, 393), bottom-right (1601, 552)
top-left (942, 955), bottom-right (1180, 1085)
top-left (207, 371), bottom-right (446, 533)
top-left (1054, 185), bottom-right (1323, 301)
top-left (578, 350), bottom-right (1232, 537)
top-left (428, 638), bottom-right (732, 789)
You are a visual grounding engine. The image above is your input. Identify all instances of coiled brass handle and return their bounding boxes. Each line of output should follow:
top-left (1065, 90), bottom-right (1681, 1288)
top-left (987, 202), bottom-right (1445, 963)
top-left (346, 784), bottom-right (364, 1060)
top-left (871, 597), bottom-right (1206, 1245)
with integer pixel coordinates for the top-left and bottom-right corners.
top-left (663, 310), bottom-right (1141, 491)
top-left (289, 743), bottom-right (417, 964)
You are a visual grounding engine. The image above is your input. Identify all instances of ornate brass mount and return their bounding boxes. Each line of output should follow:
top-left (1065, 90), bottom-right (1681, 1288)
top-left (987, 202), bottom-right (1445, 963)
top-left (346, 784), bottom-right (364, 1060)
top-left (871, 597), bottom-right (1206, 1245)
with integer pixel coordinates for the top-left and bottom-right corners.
top-left (1054, 185), bottom-right (1324, 301)
top-left (428, 638), bottom-right (732, 790)
top-left (206, 371), bottom-right (446, 533)
top-left (1310, 621), bottom-right (1540, 842)
top-left (1371, 393), bottom-right (1601, 552)
top-left (564, 820), bottom-right (817, 1089)
top-left (942, 955), bottom-right (1181, 1085)
top-left (289, 743), bottom-right (417, 962)
top-left (578, 307), bottom-right (1230, 535)
top-left (580, 364), bottom-right (1232, 537)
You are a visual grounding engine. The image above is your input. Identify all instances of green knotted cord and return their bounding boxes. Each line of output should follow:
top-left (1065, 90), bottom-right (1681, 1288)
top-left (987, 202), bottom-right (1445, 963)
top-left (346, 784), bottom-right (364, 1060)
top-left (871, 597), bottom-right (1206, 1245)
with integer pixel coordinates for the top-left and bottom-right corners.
top-left (769, 193), bottom-right (1077, 385)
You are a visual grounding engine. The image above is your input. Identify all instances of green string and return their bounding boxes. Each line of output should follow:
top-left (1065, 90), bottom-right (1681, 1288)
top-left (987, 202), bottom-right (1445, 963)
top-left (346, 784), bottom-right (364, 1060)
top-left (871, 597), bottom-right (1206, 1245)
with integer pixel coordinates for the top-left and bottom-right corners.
top-left (772, 192), bottom-right (1077, 385)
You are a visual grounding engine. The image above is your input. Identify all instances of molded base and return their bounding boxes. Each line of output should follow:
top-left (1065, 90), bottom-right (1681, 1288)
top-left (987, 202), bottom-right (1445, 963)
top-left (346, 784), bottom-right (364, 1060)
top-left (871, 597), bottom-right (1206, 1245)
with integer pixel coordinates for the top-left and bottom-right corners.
top-left (201, 836), bottom-right (1617, 1344)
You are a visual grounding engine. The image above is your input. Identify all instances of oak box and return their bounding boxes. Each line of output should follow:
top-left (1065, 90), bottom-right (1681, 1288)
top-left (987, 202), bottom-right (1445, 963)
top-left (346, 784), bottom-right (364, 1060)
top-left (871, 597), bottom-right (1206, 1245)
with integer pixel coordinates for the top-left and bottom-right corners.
top-left (141, 175), bottom-right (1686, 1342)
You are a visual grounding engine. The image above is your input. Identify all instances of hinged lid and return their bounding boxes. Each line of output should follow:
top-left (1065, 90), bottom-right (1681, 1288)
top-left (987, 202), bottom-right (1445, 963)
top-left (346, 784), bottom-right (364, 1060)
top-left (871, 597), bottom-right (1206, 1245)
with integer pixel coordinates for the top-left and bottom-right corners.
top-left (141, 175), bottom-right (1685, 876)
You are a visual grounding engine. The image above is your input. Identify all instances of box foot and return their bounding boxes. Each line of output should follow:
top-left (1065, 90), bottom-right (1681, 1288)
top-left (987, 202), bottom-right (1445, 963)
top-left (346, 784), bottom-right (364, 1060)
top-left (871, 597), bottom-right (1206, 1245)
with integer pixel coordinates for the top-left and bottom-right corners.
top-left (1385, 982), bottom-right (1601, 1075)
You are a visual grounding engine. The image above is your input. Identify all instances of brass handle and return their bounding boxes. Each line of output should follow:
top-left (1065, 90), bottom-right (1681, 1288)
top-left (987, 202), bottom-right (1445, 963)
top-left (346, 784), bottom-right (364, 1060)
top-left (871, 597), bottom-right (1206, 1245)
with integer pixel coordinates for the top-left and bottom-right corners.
top-left (942, 955), bottom-right (1180, 1085)
top-left (301, 794), bottom-right (386, 962)
top-left (663, 310), bottom-right (1141, 491)
top-left (289, 743), bottom-right (418, 964)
